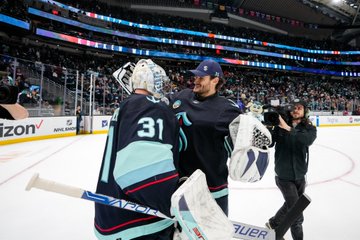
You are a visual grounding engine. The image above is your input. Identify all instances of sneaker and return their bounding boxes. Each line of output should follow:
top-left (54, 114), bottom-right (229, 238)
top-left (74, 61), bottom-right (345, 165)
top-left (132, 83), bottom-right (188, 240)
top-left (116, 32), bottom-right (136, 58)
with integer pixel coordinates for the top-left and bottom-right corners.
top-left (265, 222), bottom-right (285, 240)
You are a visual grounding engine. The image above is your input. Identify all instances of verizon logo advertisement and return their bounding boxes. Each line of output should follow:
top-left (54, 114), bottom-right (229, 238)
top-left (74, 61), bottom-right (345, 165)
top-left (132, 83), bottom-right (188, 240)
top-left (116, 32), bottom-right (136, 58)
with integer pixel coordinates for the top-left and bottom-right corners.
top-left (0, 120), bottom-right (43, 138)
top-left (0, 117), bottom-right (76, 142)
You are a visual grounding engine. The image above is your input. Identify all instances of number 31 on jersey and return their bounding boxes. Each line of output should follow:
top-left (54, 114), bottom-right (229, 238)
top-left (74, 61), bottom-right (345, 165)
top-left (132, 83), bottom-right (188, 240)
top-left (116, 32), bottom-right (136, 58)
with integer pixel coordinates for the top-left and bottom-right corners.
top-left (137, 117), bottom-right (164, 140)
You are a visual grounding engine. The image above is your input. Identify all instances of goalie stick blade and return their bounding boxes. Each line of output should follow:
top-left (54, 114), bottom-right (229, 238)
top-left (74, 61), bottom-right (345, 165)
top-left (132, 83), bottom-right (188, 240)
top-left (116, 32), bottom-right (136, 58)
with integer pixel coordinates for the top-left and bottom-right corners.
top-left (232, 220), bottom-right (275, 240)
top-left (275, 193), bottom-right (311, 240)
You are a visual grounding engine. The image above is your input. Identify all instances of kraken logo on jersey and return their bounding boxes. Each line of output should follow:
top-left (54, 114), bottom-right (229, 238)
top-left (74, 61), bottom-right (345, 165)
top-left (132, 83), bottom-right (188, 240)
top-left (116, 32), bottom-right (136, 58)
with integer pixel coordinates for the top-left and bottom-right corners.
top-left (146, 96), bottom-right (160, 103)
top-left (176, 112), bottom-right (192, 152)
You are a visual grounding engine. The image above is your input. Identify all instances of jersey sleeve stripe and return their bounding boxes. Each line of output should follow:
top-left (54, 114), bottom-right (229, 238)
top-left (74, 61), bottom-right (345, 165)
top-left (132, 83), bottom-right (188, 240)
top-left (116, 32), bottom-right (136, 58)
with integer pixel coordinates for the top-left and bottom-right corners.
top-left (125, 173), bottom-right (179, 194)
top-left (211, 188), bottom-right (229, 199)
top-left (95, 216), bottom-right (157, 232)
top-left (94, 219), bottom-right (173, 240)
top-left (208, 183), bottom-right (228, 190)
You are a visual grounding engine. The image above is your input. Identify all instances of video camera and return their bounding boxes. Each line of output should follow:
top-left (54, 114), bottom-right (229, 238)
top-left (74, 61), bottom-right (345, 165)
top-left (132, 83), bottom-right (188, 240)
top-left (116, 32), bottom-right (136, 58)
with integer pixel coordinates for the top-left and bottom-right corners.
top-left (263, 104), bottom-right (294, 126)
top-left (0, 83), bottom-right (19, 104)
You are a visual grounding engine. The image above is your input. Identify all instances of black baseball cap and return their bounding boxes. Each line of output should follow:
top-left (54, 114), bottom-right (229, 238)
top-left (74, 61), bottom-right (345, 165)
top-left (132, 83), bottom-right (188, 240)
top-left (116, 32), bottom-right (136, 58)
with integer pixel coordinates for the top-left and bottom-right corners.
top-left (291, 99), bottom-right (307, 108)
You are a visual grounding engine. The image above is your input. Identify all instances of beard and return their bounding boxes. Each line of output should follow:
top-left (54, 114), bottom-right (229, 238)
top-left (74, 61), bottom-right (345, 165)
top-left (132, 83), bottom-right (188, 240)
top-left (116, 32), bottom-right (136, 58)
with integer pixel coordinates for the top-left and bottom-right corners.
top-left (291, 113), bottom-right (304, 121)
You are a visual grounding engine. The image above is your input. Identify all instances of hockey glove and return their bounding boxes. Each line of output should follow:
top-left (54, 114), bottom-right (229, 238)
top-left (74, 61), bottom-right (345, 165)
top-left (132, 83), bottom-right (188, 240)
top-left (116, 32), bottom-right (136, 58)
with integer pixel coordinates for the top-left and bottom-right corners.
top-left (228, 114), bottom-right (272, 182)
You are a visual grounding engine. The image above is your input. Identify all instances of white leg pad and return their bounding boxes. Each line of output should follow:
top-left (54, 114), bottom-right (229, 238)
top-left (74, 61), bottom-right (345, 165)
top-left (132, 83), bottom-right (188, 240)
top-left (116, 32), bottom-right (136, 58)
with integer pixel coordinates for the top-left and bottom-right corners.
top-left (171, 169), bottom-right (234, 240)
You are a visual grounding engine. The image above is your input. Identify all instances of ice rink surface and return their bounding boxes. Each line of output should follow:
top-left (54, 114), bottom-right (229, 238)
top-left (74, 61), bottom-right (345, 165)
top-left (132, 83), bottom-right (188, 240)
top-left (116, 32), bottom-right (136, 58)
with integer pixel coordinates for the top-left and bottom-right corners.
top-left (0, 126), bottom-right (359, 240)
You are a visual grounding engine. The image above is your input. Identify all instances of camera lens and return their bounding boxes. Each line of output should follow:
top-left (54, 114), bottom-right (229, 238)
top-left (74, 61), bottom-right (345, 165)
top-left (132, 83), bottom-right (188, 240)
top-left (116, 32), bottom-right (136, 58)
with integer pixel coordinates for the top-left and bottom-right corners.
top-left (0, 84), bottom-right (18, 104)
top-left (0, 85), bottom-right (11, 103)
top-left (264, 111), bottom-right (280, 126)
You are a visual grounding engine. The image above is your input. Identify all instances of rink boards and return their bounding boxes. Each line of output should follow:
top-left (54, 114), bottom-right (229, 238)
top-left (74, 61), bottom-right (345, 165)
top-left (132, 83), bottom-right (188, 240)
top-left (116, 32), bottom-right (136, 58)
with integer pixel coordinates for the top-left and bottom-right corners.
top-left (1, 115), bottom-right (359, 145)
top-left (0, 115), bottom-right (112, 145)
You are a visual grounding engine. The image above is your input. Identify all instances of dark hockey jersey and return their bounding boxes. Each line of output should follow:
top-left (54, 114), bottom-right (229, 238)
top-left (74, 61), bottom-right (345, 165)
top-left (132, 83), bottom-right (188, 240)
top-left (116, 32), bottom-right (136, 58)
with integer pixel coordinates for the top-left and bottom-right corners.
top-left (169, 89), bottom-right (241, 199)
top-left (94, 94), bottom-right (179, 240)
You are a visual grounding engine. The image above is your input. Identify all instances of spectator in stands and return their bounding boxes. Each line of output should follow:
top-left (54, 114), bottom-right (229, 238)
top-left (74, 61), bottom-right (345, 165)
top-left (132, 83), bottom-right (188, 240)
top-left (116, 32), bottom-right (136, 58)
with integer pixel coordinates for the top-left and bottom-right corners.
top-left (18, 89), bottom-right (37, 105)
top-left (352, 105), bottom-right (360, 116)
top-left (93, 106), bottom-right (101, 115)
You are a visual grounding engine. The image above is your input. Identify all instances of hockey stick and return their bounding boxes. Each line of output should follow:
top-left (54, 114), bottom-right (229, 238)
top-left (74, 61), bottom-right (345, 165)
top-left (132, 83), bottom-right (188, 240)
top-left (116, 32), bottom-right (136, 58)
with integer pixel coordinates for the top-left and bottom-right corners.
top-left (25, 173), bottom-right (170, 219)
top-left (275, 193), bottom-right (311, 240)
top-left (26, 173), bottom-right (275, 240)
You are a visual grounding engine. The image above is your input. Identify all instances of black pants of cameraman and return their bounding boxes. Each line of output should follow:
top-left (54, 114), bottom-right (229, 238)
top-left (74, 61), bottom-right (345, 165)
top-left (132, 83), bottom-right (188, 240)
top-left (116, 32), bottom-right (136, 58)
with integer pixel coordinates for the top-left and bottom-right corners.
top-left (269, 176), bottom-right (306, 240)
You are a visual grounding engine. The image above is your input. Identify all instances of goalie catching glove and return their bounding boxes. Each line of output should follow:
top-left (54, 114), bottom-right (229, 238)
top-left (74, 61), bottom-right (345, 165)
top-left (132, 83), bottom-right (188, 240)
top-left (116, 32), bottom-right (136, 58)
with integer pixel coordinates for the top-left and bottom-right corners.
top-left (228, 114), bottom-right (272, 182)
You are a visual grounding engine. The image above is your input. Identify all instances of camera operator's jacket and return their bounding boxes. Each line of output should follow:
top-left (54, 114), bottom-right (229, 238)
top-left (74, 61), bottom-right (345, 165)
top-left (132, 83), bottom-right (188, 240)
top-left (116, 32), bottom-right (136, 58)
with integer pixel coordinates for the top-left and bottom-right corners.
top-left (270, 121), bottom-right (317, 180)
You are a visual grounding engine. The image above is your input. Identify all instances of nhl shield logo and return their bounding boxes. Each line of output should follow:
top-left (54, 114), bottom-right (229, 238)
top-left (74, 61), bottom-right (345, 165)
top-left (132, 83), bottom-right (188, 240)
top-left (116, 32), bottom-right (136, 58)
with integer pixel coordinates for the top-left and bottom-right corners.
top-left (173, 100), bottom-right (181, 109)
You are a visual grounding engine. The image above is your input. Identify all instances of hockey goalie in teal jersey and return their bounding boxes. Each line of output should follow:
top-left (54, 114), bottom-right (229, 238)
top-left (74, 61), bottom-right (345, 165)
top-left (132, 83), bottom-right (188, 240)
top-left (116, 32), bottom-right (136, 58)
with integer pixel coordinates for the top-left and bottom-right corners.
top-left (94, 59), bottom-right (180, 240)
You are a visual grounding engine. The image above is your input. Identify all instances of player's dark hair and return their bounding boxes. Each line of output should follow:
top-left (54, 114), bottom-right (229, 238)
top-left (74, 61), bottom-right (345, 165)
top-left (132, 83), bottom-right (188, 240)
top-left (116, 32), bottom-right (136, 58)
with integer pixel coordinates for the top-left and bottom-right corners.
top-left (211, 76), bottom-right (224, 91)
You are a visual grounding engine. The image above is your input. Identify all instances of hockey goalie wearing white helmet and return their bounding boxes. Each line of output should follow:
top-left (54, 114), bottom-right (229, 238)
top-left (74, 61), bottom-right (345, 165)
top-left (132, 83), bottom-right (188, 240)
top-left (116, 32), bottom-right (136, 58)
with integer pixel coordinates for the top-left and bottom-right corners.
top-left (228, 113), bottom-right (272, 182)
top-left (113, 59), bottom-right (171, 100)
top-left (95, 59), bottom-right (181, 240)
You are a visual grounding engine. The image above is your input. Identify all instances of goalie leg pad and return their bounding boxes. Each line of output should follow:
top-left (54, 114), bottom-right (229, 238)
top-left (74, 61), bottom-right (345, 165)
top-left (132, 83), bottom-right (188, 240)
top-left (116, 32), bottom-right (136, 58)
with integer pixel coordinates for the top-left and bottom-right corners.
top-left (171, 169), bottom-right (234, 240)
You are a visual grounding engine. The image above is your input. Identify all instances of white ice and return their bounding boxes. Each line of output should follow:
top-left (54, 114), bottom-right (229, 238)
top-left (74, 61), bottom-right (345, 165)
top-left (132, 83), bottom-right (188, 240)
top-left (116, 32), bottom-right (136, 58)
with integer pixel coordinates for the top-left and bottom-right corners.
top-left (0, 127), bottom-right (359, 240)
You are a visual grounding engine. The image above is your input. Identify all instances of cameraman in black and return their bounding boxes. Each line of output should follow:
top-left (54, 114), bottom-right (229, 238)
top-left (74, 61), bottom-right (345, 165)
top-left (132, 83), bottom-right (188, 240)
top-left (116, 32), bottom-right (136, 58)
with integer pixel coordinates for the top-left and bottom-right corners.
top-left (266, 99), bottom-right (317, 240)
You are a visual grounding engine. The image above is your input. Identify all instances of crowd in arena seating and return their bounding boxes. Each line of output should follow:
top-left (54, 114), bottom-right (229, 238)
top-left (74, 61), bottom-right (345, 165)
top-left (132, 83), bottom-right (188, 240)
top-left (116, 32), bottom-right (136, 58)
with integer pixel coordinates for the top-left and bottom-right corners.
top-left (0, 0), bottom-right (359, 116)
top-left (1, 39), bottom-right (359, 115)
top-left (0, 0), bottom-right (29, 21)
top-left (51, 0), bottom-right (358, 51)
top-left (5, 0), bottom-right (360, 61)
top-left (26, 0), bottom-right (359, 73)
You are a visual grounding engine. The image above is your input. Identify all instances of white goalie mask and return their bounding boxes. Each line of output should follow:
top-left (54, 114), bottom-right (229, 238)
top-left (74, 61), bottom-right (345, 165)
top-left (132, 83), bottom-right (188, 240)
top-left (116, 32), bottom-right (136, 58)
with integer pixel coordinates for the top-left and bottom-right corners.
top-left (131, 59), bottom-right (170, 98)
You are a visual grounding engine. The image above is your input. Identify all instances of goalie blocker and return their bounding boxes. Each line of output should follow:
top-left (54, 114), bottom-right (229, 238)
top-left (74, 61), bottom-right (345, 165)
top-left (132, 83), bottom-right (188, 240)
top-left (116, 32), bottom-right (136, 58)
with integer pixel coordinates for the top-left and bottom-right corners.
top-left (112, 62), bottom-right (135, 95)
top-left (228, 114), bottom-right (272, 182)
